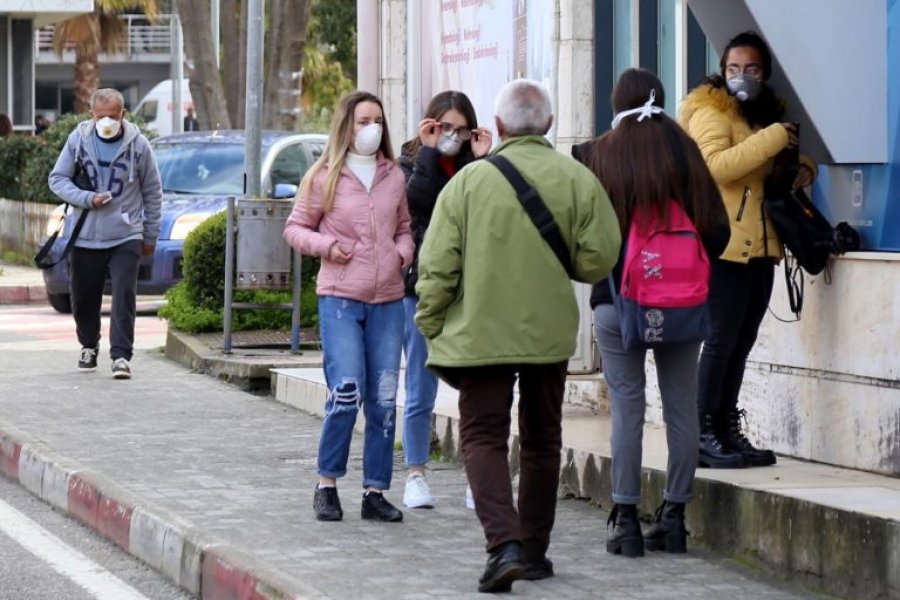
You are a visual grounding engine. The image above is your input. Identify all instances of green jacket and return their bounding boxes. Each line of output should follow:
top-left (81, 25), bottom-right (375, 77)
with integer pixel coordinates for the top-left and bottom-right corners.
top-left (414, 135), bottom-right (621, 368)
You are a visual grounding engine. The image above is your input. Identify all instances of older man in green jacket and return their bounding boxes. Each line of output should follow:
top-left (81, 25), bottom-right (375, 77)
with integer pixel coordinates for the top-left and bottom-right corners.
top-left (415, 79), bottom-right (621, 593)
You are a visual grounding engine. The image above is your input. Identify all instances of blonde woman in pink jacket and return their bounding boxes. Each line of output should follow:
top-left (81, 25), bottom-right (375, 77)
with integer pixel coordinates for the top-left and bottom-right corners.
top-left (284, 91), bottom-right (415, 523)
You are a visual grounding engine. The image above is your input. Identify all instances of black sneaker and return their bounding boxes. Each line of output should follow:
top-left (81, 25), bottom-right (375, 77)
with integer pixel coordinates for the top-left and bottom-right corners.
top-left (313, 486), bottom-right (343, 521)
top-left (361, 491), bottom-right (403, 522)
top-left (111, 358), bottom-right (132, 379)
top-left (77, 347), bottom-right (98, 372)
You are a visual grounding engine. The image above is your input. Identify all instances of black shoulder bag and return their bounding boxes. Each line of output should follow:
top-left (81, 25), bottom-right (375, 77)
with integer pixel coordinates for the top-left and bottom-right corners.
top-left (34, 154), bottom-right (93, 269)
top-left (487, 155), bottom-right (575, 279)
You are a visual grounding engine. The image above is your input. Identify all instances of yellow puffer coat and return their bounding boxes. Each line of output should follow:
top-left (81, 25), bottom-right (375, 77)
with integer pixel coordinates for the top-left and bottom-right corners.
top-left (679, 84), bottom-right (813, 263)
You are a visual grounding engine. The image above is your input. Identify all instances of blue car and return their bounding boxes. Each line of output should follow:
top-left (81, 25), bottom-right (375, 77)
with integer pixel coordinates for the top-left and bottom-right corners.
top-left (42, 130), bottom-right (326, 313)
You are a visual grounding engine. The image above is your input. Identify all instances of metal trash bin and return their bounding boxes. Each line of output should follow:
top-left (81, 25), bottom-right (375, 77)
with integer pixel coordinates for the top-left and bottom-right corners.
top-left (235, 198), bottom-right (294, 290)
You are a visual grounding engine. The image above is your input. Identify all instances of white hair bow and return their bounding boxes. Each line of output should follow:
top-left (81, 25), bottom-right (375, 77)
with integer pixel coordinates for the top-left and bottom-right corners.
top-left (610, 89), bottom-right (665, 129)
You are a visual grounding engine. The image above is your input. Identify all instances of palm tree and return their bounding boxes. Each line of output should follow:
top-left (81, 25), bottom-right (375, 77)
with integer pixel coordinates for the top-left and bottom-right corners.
top-left (53, 0), bottom-right (160, 113)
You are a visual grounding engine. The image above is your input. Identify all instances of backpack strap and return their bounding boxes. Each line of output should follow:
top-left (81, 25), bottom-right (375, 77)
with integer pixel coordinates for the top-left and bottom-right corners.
top-left (487, 155), bottom-right (575, 279)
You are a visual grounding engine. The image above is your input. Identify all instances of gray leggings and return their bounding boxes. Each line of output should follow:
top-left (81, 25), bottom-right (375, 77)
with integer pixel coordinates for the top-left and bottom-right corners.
top-left (593, 304), bottom-right (700, 504)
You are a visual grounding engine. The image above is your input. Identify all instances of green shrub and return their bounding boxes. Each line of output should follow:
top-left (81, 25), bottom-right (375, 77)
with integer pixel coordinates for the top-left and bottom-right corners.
top-left (0, 135), bottom-right (40, 200)
top-left (159, 211), bottom-right (320, 333)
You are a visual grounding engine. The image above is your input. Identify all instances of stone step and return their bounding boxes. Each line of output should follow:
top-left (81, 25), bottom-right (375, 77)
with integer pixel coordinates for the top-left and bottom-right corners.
top-left (271, 367), bottom-right (900, 600)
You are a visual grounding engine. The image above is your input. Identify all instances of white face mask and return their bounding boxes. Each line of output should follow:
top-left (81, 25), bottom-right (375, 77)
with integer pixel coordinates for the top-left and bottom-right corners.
top-left (436, 134), bottom-right (463, 157)
top-left (95, 116), bottom-right (122, 139)
top-left (354, 123), bottom-right (382, 156)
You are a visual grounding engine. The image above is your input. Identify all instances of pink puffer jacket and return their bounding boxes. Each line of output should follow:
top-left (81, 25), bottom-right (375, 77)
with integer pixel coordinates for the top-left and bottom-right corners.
top-left (283, 154), bottom-right (414, 304)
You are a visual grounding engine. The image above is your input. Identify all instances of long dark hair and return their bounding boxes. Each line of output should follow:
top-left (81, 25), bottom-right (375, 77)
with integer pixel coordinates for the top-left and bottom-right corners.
top-left (0, 113), bottom-right (11, 137)
top-left (704, 31), bottom-right (783, 127)
top-left (401, 90), bottom-right (478, 163)
top-left (583, 68), bottom-right (720, 238)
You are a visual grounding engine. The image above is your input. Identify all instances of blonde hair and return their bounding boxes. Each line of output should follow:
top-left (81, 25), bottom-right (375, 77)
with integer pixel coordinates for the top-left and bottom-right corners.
top-left (300, 90), bottom-right (394, 212)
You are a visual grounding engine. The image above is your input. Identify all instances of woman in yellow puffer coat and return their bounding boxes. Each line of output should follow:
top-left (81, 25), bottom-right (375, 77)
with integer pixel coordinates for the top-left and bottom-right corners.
top-left (679, 31), bottom-right (816, 470)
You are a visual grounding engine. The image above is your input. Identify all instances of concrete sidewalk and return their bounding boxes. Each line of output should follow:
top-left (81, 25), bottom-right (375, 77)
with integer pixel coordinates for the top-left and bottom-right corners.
top-left (0, 341), bottom-right (826, 599)
top-left (0, 261), bottom-right (47, 305)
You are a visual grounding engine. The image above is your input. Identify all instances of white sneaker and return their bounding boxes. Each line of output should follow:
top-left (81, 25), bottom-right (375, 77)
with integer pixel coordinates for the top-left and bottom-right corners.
top-left (465, 484), bottom-right (476, 510)
top-left (403, 474), bottom-right (434, 508)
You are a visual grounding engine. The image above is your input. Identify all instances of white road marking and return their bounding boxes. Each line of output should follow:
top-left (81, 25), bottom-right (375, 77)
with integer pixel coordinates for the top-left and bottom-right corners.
top-left (0, 499), bottom-right (152, 600)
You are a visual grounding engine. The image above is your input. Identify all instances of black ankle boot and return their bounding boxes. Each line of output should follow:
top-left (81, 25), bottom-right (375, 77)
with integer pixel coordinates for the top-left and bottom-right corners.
top-left (643, 501), bottom-right (688, 553)
top-left (725, 409), bottom-right (776, 467)
top-left (605, 504), bottom-right (644, 557)
top-left (698, 413), bottom-right (746, 468)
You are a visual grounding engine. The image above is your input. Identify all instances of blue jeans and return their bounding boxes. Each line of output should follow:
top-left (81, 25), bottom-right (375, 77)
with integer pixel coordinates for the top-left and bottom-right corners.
top-left (317, 296), bottom-right (404, 490)
top-left (402, 296), bottom-right (439, 467)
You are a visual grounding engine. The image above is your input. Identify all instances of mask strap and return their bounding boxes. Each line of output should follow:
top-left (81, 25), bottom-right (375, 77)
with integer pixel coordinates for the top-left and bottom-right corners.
top-left (610, 89), bottom-right (665, 129)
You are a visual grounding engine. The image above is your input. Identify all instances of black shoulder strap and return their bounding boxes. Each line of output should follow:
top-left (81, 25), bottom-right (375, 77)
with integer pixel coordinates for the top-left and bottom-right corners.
top-left (34, 206), bottom-right (89, 269)
top-left (487, 155), bottom-right (574, 279)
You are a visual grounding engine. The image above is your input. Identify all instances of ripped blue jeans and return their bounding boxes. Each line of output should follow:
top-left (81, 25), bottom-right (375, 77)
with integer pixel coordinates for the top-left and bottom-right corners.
top-left (317, 295), bottom-right (404, 490)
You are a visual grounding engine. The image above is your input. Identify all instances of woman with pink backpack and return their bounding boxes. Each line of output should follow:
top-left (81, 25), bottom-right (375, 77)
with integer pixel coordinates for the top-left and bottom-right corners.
top-left (574, 68), bottom-right (729, 557)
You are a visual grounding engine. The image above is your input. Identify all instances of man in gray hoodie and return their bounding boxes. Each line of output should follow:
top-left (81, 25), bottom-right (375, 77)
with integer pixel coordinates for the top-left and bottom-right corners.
top-left (48, 88), bottom-right (162, 379)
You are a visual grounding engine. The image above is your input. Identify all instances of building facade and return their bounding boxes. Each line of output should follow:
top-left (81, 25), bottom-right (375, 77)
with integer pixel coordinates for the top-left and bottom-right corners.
top-left (362, 0), bottom-right (900, 475)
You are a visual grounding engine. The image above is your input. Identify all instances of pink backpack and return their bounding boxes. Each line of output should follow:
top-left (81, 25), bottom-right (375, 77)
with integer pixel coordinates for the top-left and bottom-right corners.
top-left (610, 199), bottom-right (711, 350)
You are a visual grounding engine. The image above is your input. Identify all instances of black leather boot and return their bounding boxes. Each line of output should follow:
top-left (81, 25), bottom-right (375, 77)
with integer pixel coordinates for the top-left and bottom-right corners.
top-left (698, 413), bottom-right (746, 468)
top-left (478, 540), bottom-right (525, 593)
top-left (643, 501), bottom-right (688, 553)
top-left (725, 408), bottom-right (777, 467)
top-left (313, 485), bottom-right (343, 521)
top-left (605, 504), bottom-right (644, 557)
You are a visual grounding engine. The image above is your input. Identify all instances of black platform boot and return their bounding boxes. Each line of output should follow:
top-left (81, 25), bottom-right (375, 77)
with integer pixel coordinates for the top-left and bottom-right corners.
top-left (725, 408), bottom-right (777, 467)
top-left (605, 504), bottom-right (644, 557)
top-left (643, 501), bottom-right (688, 553)
top-left (698, 413), bottom-right (746, 468)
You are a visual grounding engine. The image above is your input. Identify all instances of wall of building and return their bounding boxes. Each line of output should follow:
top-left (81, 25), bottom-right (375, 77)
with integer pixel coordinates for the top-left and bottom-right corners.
top-left (373, 0), bottom-right (900, 476)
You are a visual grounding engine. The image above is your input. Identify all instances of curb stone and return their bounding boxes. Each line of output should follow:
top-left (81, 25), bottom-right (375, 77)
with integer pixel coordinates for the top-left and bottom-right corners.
top-left (0, 421), bottom-right (328, 599)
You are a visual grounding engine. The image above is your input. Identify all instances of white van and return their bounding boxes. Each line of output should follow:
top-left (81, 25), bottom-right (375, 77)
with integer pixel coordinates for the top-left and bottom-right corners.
top-left (132, 79), bottom-right (193, 136)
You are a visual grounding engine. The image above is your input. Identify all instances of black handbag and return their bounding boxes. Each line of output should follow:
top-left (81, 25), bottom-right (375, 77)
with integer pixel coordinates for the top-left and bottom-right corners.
top-left (34, 156), bottom-right (93, 270)
top-left (763, 170), bottom-right (859, 317)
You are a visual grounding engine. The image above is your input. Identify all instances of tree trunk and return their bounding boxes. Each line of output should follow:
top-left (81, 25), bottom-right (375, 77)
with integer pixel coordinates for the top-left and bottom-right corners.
top-left (73, 43), bottom-right (100, 114)
top-left (263, 0), bottom-right (311, 130)
top-left (178, 0), bottom-right (232, 129)
top-left (221, 0), bottom-right (241, 127)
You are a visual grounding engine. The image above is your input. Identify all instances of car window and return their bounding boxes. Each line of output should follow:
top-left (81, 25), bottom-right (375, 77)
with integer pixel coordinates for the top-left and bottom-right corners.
top-left (153, 142), bottom-right (245, 195)
top-left (269, 143), bottom-right (310, 188)
top-left (309, 142), bottom-right (324, 162)
top-left (134, 100), bottom-right (157, 121)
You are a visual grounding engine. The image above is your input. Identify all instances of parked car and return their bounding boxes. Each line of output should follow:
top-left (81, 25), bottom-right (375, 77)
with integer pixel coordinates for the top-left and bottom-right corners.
top-left (42, 130), bottom-right (327, 313)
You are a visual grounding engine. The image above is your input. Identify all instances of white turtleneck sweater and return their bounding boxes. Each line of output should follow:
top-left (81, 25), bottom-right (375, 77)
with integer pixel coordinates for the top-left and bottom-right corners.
top-left (345, 152), bottom-right (376, 192)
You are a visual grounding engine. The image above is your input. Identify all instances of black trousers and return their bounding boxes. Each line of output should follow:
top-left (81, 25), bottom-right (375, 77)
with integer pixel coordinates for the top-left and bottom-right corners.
top-left (697, 258), bottom-right (775, 417)
top-left (69, 240), bottom-right (142, 361)
top-left (445, 361), bottom-right (567, 559)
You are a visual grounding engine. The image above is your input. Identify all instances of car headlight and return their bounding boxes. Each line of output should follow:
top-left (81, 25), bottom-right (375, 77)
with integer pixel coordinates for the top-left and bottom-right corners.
top-left (46, 204), bottom-right (68, 238)
top-left (170, 213), bottom-right (213, 240)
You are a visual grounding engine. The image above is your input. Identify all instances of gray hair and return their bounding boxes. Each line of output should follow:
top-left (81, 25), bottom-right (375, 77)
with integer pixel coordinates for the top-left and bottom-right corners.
top-left (90, 88), bottom-right (125, 110)
top-left (494, 79), bottom-right (552, 136)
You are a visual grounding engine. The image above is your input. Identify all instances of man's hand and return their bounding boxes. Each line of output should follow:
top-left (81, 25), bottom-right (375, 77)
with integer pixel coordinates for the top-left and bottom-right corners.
top-left (142, 243), bottom-right (155, 257)
top-left (91, 192), bottom-right (112, 208)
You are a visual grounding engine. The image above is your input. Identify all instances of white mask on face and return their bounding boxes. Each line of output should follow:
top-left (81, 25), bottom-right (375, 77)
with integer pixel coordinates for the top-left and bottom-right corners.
top-left (354, 123), bottom-right (382, 156)
top-left (436, 134), bottom-right (463, 157)
top-left (95, 116), bottom-right (122, 139)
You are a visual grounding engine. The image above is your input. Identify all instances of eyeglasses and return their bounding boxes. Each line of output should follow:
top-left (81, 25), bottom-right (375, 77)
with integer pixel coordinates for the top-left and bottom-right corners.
top-left (725, 64), bottom-right (763, 78)
top-left (438, 122), bottom-right (472, 141)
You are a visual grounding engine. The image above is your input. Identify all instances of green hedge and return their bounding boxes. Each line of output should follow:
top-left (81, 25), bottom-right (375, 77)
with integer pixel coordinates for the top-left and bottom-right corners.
top-left (159, 211), bottom-right (320, 333)
top-left (0, 113), bottom-right (153, 204)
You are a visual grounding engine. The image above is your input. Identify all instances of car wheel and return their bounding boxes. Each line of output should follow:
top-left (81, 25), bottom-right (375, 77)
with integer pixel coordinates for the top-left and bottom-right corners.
top-left (48, 292), bottom-right (72, 314)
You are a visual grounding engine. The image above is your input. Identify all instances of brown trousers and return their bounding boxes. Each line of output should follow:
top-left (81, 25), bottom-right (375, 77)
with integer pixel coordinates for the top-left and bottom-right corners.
top-left (448, 361), bottom-right (567, 558)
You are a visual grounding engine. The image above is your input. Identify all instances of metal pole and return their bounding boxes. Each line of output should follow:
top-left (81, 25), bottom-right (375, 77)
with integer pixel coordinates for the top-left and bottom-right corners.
top-left (172, 9), bottom-right (184, 134)
top-left (244, 0), bottom-right (264, 198)
top-left (290, 249), bottom-right (302, 354)
top-left (223, 196), bottom-right (236, 354)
